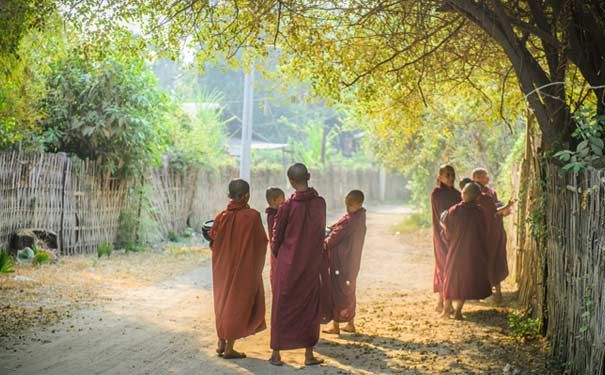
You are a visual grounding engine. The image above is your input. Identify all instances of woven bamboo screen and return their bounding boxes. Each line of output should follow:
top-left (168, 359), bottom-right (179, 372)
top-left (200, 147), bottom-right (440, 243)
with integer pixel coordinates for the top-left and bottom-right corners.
top-left (1, 152), bottom-right (407, 255)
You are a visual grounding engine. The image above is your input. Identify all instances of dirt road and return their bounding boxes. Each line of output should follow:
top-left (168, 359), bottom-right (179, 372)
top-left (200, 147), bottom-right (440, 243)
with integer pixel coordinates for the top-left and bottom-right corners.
top-left (0, 206), bottom-right (552, 374)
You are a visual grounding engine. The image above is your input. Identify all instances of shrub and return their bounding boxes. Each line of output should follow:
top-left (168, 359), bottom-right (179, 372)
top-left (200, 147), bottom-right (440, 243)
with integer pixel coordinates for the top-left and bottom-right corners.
top-left (183, 227), bottom-right (194, 238)
top-left (39, 42), bottom-right (170, 177)
top-left (32, 251), bottom-right (50, 265)
top-left (508, 312), bottom-right (541, 341)
top-left (0, 249), bottom-right (15, 273)
top-left (97, 241), bottom-right (113, 258)
top-left (167, 230), bottom-right (180, 242)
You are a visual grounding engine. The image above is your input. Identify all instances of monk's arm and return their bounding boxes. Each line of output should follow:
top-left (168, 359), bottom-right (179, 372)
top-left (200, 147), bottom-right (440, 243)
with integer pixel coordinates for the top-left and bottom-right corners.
top-left (252, 212), bottom-right (268, 273)
top-left (208, 212), bottom-right (223, 250)
top-left (324, 219), bottom-right (353, 250)
top-left (271, 204), bottom-right (289, 257)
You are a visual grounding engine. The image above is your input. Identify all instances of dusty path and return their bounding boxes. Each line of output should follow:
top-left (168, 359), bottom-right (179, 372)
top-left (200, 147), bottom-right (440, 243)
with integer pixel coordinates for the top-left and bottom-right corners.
top-left (0, 206), bottom-right (552, 374)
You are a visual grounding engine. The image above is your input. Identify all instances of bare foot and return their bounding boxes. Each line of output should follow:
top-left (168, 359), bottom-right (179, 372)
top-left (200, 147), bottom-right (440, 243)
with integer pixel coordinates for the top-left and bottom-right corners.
top-left (216, 339), bottom-right (226, 356)
top-left (454, 311), bottom-right (464, 320)
top-left (304, 356), bottom-right (324, 366)
top-left (322, 327), bottom-right (340, 335)
top-left (269, 354), bottom-right (283, 366)
top-left (223, 350), bottom-right (246, 359)
top-left (342, 323), bottom-right (356, 333)
top-left (439, 311), bottom-right (451, 320)
top-left (435, 303), bottom-right (444, 313)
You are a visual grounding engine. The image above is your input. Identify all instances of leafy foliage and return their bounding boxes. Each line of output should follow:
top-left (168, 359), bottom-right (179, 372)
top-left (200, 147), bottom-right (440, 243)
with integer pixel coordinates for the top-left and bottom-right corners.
top-left (0, 0), bottom-right (55, 58)
top-left (0, 14), bottom-right (67, 151)
top-left (508, 312), bottom-right (541, 342)
top-left (32, 251), bottom-right (50, 265)
top-left (39, 42), bottom-right (170, 177)
top-left (97, 241), bottom-right (113, 258)
top-left (0, 249), bottom-right (16, 273)
top-left (554, 108), bottom-right (605, 173)
top-left (167, 230), bottom-right (180, 242)
top-left (165, 90), bottom-right (230, 170)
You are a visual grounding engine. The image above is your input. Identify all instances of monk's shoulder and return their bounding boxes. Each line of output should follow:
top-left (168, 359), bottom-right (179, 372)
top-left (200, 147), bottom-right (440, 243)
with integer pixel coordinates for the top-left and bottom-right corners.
top-left (214, 209), bottom-right (230, 222)
top-left (241, 207), bottom-right (261, 219)
top-left (314, 195), bottom-right (327, 207)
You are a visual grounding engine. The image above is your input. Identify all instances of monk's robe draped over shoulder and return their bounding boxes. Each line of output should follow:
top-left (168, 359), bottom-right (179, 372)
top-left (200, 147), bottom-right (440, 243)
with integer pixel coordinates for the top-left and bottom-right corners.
top-left (322, 208), bottom-right (367, 323)
top-left (442, 201), bottom-right (492, 300)
top-left (430, 183), bottom-right (462, 293)
top-left (480, 186), bottom-right (509, 286)
top-left (270, 188), bottom-right (326, 350)
top-left (265, 207), bottom-right (278, 284)
top-left (209, 200), bottom-right (268, 341)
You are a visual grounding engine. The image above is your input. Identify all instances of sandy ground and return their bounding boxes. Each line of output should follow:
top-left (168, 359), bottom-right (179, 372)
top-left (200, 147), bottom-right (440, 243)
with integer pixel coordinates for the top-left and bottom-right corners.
top-left (0, 206), bottom-right (554, 375)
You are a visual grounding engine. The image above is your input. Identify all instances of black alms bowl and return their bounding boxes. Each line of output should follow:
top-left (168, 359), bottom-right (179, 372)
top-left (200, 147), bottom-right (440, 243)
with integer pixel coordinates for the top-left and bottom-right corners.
top-left (201, 220), bottom-right (214, 242)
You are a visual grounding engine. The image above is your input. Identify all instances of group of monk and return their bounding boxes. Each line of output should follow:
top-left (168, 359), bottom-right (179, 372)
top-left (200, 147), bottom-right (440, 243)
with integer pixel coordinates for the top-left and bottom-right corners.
top-left (431, 165), bottom-right (513, 320)
top-left (208, 163), bottom-right (367, 366)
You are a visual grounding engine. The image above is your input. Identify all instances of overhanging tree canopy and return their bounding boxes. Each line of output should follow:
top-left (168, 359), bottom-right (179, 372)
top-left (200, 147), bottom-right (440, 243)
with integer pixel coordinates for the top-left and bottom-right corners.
top-left (63, 0), bottom-right (605, 151)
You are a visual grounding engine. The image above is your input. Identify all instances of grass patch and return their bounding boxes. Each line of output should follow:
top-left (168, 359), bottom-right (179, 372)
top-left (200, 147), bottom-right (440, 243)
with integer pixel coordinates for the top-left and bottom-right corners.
top-left (390, 212), bottom-right (431, 234)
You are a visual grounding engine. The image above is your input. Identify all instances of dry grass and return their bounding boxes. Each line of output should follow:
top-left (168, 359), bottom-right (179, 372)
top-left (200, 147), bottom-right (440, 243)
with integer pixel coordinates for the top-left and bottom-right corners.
top-left (0, 245), bottom-right (211, 337)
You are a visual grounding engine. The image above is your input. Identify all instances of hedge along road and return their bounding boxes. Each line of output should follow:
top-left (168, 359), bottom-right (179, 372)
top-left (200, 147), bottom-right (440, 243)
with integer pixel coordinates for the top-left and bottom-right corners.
top-left (0, 206), bottom-right (552, 375)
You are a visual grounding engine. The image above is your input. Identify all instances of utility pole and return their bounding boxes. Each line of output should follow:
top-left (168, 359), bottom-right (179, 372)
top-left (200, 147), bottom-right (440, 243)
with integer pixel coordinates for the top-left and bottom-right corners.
top-left (240, 67), bottom-right (254, 182)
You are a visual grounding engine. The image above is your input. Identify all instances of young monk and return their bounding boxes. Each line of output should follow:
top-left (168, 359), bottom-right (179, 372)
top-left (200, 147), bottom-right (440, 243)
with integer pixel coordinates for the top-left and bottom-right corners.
top-left (431, 165), bottom-right (462, 313)
top-left (322, 190), bottom-right (367, 335)
top-left (472, 168), bottom-right (511, 303)
top-left (459, 177), bottom-right (472, 191)
top-left (209, 179), bottom-right (268, 359)
top-left (265, 187), bottom-right (285, 284)
top-left (270, 163), bottom-right (326, 367)
top-left (441, 182), bottom-right (492, 320)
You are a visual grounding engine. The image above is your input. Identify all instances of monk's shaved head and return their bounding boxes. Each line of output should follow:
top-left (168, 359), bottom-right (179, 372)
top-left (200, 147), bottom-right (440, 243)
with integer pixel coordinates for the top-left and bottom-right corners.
top-left (472, 168), bottom-right (488, 179)
top-left (346, 190), bottom-right (365, 205)
top-left (287, 163), bottom-right (310, 184)
top-left (228, 179), bottom-right (250, 200)
top-left (266, 187), bottom-right (285, 203)
top-left (459, 177), bottom-right (473, 190)
top-left (462, 182), bottom-right (481, 202)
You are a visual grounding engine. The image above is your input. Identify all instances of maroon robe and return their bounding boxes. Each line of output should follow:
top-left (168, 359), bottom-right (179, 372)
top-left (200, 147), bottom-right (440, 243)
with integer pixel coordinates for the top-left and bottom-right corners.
top-left (270, 188), bottom-right (326, 350)
top-left (430, 183), bottom-right (462, 293)
top-left (265, 206), bottom-right (278, 283)
top-left (442, 200), bottom-right (492, 300)
top-left (209, 200), bottom-right (268, 340)
top-left (322, 208), bottom-right (367, 323)
top-left (480, 185), bottom-right (509, 285)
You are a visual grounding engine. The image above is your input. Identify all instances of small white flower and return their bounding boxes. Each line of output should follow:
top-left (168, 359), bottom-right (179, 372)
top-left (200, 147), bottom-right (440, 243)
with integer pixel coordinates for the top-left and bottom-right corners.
top-left (346, 280), bottom-right (351, 286)
top-left (335, 270), bottom-right (340, 275)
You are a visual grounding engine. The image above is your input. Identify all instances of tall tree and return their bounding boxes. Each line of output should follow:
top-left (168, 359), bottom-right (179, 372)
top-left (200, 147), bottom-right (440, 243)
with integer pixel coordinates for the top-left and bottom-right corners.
top-left (63, 0), bottom-right (605, 151)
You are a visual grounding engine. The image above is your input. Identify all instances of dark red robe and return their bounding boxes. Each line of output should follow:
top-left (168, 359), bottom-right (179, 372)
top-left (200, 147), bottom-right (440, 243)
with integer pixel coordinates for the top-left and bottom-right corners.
top-left (480, 185), bottom-right (509, 285)
top-left (430, 183), bottom-right (462, 293)
top-left (442, 201), bottom-right (492, 300)
top-left (209, 200), bottom-right (268, 340)
top-left (270, 188), bottom-right (326, 350)
top-left (322, 208), bottom-right (367, 323)
top-left (265, 206), bottom-right (278, 284)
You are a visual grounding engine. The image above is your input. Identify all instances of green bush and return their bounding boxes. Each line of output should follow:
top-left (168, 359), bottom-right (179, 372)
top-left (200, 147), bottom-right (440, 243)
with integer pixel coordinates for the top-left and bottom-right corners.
top-left (555, 107), bottom-right (605, 173)
top-left (167, 230), bottom-right (180, 242)
top-left (97, 241), bottom-right (113, 258)
top-left (32, 251), bottom-right (50, 265)
top-left (0, 249), bottom-right (15, 273)
top-left (39, 43), bottom-right (170, 177)
top-left (390, 212), bottom-right (430, 234)
top-left (183, 227), bottom-right (194, 238)
top-left (508, 312), bottom-right (541, 341)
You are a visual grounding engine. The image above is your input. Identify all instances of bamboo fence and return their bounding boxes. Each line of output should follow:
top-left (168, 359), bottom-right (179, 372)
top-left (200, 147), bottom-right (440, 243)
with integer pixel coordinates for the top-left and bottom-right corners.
top-left (514, 118), bottom-right (605, 374)
top-left (0, 152), bottom-right (407, 255)
top-left (543, 164), bottom-right (605, 375)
